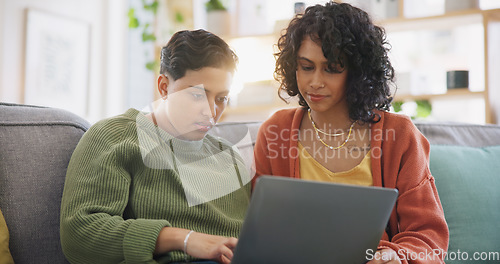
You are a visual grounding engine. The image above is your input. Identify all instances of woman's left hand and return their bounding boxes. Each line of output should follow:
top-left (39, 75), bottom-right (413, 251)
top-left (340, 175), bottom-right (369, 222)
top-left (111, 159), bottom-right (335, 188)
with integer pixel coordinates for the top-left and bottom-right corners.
top-left (366, 248), bottom-right (402, 264)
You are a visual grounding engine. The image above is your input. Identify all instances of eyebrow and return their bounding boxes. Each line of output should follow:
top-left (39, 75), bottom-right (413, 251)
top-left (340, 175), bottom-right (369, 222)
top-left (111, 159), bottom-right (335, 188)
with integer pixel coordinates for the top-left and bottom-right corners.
top-left (297, 56), bottom-right (328, 64)
top-left (188, 85), bottom-right (229, 95)
top-left (189, 85), bottom-right (205, 91)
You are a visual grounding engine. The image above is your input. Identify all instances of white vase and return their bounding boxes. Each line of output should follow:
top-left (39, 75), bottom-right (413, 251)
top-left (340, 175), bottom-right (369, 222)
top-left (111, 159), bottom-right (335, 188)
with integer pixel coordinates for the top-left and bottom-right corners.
top-left (206, 10), bottom-right (231, 36)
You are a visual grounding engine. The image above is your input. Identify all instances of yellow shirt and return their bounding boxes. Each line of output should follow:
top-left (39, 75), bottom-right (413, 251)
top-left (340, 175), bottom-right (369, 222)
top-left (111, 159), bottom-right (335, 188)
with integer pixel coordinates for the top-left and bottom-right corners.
top-left (298, 142), bottom-right (373, 186)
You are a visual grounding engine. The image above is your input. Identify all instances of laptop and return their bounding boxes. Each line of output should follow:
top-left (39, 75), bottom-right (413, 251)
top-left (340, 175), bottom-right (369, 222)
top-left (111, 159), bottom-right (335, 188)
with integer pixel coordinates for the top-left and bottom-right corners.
top-left (231, 176), bottom-right (398, 264)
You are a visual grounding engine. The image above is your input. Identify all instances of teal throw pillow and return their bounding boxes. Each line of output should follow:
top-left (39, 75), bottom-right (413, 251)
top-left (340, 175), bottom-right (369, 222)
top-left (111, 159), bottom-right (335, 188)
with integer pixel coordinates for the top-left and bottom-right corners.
top-left (430, 145), bottom-right (500, 264)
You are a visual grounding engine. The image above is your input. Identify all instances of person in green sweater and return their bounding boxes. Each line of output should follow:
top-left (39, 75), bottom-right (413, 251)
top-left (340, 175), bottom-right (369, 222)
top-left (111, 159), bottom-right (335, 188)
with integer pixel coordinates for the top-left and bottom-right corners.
top-left (60, 29), bottom-right (251, 264)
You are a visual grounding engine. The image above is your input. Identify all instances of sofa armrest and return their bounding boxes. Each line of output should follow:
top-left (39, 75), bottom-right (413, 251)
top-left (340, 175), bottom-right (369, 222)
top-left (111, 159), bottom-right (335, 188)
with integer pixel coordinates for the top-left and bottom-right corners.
top-left (0, 103), bottom-right (89, 264)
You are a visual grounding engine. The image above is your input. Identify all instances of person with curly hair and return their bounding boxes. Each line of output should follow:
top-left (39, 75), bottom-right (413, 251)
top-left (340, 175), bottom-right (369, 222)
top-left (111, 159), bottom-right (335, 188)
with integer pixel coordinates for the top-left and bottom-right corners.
top-left (254, 2), bottom-right (449, 263)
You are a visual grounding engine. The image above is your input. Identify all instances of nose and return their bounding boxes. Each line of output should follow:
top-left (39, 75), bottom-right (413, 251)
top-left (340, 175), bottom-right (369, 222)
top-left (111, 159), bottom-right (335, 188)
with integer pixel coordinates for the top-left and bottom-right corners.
top-left (202, 98), bottom-right (216, 119)
top-left (310, 70), bottom-right (324, 89)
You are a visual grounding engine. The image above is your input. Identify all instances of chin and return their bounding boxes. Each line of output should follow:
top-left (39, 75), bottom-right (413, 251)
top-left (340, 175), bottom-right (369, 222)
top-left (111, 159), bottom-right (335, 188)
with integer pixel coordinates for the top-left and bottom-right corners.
top-left (179, 131), bottom-right (207, 141)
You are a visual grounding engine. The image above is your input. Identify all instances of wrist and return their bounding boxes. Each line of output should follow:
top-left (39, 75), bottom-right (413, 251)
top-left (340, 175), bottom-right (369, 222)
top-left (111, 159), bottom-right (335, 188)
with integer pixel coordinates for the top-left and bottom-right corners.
top-left (155, 227), bottom-right (193, 254)
top-left (183, 230), bottom-right (195, 261)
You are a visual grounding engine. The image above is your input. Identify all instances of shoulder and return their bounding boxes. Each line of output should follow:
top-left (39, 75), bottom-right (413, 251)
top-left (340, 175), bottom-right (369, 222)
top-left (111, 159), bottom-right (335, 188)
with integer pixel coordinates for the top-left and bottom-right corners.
top-left (268, 108), bottom-right (298, 122)
top-left (70, 109), bottom-right (143, 167)
top-left (379, 110), bottom-right (411, 126)
top-left (377, 111), bottom-right (422, 135)
top-left (84, 109), bottom-right (141, 143)
top-left (375, 111), bottom-right (429, 148)
top-left (260, 108), bottom-right (303, 132)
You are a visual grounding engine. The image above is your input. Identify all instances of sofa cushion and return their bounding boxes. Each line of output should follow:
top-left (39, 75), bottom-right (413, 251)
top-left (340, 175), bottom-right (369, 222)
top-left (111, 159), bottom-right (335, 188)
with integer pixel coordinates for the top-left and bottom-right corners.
top-left (0, 103), bottom-right (89, 264)
top-left (414, 121), bottom-right (500, 147)
top-left (430, 145), bottom-right (500, 263)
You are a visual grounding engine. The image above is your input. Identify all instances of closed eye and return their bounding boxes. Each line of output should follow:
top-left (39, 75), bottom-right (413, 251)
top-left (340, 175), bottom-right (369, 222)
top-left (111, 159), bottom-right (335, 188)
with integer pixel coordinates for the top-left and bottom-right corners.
top-left (301, 66), bottom-right (314, 71)
top-left (324, 67), bottom-right (338, 74)
top-left (191, 93), bottom-right (206, 100)
top-left (216, 96), bottom-right (229, 103)
top-left (326, 63), bottom-right (344, 74)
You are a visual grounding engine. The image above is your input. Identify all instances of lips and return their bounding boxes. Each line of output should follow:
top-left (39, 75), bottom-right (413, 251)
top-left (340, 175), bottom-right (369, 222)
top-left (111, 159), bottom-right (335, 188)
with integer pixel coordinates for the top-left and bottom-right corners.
top-left (194, 122), bottom-right (214, 132)
top-left (307, 93), bottom-right (327, 102)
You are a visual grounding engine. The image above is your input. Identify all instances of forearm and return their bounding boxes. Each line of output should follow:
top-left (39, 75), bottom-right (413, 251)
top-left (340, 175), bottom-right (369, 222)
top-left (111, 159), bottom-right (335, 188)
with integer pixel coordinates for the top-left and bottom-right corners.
top-left (155, 227), bottom-right (238, 264)
top-left (381, 177), bottom-right (448, 264)
top-left (155, 227), bottom-right (192, 254)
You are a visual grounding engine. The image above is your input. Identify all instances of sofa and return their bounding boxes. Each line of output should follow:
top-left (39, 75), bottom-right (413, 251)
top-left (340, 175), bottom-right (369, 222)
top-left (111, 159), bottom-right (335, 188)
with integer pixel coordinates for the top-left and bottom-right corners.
top-left (1, 102), bottom-right (499, 263)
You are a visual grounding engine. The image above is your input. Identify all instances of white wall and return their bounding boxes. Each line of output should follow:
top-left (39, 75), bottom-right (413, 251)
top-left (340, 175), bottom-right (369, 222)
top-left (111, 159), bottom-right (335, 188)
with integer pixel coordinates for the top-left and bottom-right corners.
top-left (0, 0), bottom-right (127, 122)
top-left (126, 0), bottom-right (156, 114)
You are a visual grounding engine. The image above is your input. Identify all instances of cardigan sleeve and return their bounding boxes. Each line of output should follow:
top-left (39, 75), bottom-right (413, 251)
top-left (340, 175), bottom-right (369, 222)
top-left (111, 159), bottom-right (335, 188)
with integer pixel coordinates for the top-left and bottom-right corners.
top-left (253, 119), bottom-right (273, 187)
top-left (376, 117), bottom-right (449, 264)
top-left (253, 109), bottom-right (298, 187)
top-left (60, 119), bottom-right (171, 264)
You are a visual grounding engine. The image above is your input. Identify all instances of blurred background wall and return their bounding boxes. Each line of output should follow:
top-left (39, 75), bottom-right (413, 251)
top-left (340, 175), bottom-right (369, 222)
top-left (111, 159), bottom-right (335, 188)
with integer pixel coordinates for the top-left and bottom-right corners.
top-left (1, 0), bottom-right (499, 124)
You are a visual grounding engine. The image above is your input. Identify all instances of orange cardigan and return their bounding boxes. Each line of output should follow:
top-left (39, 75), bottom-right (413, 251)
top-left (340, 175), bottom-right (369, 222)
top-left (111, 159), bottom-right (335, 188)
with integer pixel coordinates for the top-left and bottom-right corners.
top-left (254, 108), bottom-right (449, 264)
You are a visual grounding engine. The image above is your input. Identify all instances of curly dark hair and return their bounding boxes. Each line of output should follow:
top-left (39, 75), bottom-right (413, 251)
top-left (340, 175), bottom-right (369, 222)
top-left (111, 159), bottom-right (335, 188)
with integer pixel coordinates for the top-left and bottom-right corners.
top-left (274, 2), bottom-right (394, 123)
top-left (160, 29), bottom-right (238, 80)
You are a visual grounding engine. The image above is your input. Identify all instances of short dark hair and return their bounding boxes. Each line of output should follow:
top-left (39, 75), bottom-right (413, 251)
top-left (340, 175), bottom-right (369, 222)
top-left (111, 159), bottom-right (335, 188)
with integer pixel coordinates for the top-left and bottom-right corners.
top-left (275, 2), bottom-right (395, 123)
top-left (160, 29), bottom-right (238, 80)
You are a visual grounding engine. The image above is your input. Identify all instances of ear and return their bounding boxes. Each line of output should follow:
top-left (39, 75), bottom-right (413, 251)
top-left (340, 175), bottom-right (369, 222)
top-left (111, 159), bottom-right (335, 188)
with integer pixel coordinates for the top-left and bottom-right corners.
top-left (157, 74), bottom-right (170, 99)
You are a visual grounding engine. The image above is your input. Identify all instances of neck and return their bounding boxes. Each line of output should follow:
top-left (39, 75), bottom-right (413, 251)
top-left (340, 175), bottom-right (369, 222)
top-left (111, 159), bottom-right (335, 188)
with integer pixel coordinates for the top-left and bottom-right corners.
top-left (308, 107), bottom-right (353, 131)
top-left (151, 105), bottom-right (182, 139)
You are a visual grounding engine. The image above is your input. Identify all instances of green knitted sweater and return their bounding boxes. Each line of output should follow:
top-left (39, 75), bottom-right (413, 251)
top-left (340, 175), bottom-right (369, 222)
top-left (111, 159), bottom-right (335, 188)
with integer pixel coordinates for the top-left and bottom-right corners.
top-left (60, 109), bottom-right (251, 263)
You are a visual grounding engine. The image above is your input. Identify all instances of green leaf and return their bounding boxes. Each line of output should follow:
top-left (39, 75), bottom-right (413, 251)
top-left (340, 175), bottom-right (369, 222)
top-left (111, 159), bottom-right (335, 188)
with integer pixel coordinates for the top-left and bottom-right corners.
top-left (175, 12), bottom-right (184, 23)
top-left (392, 101), bottom-right (403, 112)
top-left (142, 0), bottom-right (159, 15)
top-left (127, 8), bottom-right (139, 28)
top-left (146, 60), bottom-right (159, 71)
top-left (141, 23), bottom-right (156, 42)
top-left (142, 32), bottom-right (156, 42)
top-left (150, 1), bottom-right (159, 15)
top-left (127, 8), bottom-right (135, 18)
top-left (206, 0), bottom-right (227, 12)
top-left (416, 100), bottom-right (432, 118)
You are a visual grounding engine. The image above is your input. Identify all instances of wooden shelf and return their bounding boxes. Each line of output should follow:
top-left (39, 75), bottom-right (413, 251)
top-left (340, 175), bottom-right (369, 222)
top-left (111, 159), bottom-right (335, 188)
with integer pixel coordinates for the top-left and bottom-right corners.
top-left (154, 1), bottom-right (499, 123)
top-left (378, 7), bottom-right (500, 25)
top-left (394, 89), bottom-right (485, 102)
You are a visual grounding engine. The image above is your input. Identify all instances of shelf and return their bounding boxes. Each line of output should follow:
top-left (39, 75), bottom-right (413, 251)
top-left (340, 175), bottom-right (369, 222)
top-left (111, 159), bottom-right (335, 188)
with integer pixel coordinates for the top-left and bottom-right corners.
top-left (394, 89), bottom-right (485, 102)
top-left (379, 8), bottom-right (500, 33)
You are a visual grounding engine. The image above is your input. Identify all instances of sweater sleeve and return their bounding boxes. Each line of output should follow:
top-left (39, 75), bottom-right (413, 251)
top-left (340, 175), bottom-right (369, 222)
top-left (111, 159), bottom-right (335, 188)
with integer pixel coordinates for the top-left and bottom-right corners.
top-left (60, 119), bottom-right (171, 264)
top-left (377, 117), bottom-right (449, 264)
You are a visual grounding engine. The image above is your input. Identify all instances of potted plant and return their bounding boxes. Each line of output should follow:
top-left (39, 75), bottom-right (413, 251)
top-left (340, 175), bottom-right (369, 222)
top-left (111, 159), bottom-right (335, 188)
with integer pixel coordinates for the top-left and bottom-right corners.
top-left (205, 0), bottom-right (230, 36)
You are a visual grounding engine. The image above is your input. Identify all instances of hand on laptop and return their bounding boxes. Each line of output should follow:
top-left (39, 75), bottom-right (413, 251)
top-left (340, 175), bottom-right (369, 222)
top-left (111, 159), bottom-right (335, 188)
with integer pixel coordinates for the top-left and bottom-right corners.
top-left (155, 227), bottom-right (237, 263)
top-left (366, 248), bottom-right (402, 264)
top-left (184, 231), bottom-right (237, 264)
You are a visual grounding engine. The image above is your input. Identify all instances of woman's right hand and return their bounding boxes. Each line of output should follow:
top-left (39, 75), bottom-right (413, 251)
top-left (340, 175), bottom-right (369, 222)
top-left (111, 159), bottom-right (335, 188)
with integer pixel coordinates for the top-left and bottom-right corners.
top-left (184, 231), bottom-right (237, 264)
top-left (155, 227), bottom-right (237, 264)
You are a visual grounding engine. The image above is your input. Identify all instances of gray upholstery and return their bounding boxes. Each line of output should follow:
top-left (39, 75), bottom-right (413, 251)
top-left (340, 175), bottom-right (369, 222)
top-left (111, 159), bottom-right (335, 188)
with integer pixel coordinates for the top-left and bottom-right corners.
top-left (211, 120), bottom-right (500, 162)
top-left (413, 121), bottom-right (500, 147)
top-left (1, 103), bottom-right (500, 263)
top-left (209, 121), bottom-right (261, 147)
top-left (0, 103), bottom-right (89, 264)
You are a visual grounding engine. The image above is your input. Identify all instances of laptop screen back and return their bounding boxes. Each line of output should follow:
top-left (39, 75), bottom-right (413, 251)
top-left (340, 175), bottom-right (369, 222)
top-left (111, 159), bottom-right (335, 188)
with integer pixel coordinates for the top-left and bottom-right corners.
top-left (232, 176), bottom-right (398, 264)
